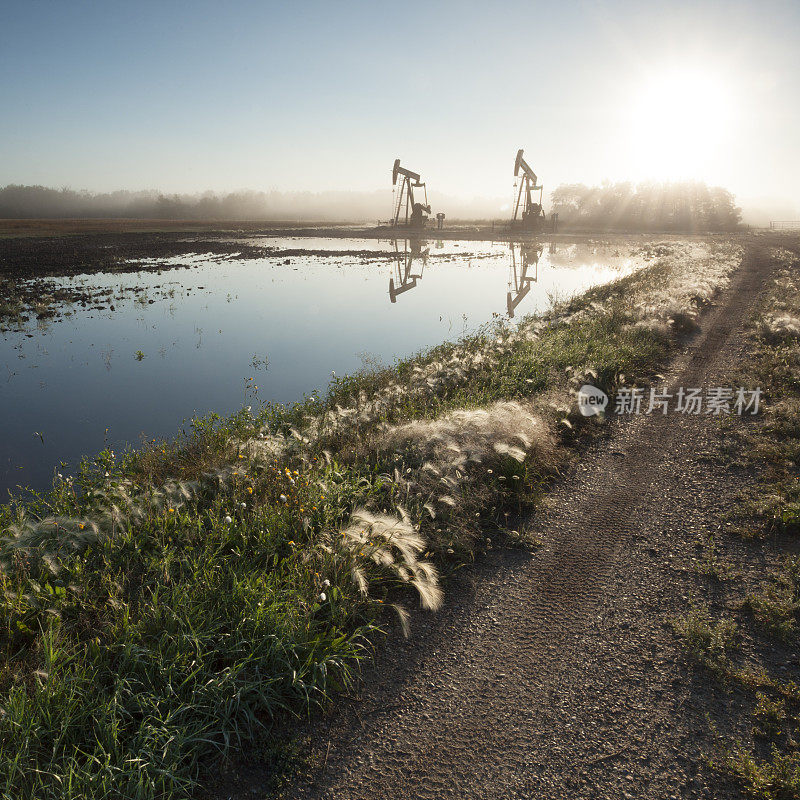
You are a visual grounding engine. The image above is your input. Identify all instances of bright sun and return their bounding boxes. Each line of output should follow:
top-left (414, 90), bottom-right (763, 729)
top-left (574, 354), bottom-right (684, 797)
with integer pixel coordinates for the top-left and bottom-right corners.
top-left (627, 67), bottom-right (733, 182)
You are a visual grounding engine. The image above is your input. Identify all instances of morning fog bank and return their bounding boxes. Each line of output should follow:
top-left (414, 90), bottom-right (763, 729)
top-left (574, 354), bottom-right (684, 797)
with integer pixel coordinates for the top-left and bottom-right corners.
top-left (0, 181), bottom-right (761, 232)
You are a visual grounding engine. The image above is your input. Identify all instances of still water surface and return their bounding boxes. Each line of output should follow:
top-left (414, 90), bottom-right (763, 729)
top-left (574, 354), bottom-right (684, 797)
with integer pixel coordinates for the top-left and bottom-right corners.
top-left (1, 237), bottom-right (639, 495)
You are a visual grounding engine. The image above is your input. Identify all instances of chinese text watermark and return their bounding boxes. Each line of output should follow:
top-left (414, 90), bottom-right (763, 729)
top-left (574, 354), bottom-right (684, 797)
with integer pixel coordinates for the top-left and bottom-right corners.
top-left (613, 386), bottom-right (761, 415)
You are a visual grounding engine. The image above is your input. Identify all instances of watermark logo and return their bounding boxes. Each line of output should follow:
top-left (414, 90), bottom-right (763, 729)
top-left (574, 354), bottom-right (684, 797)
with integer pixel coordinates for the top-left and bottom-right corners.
top-left (575, 386), bottom-right (762, 418)
top-left (613, 386), bottom-right (762, 416)
top-left (577, 384), bottom-right (609, 417)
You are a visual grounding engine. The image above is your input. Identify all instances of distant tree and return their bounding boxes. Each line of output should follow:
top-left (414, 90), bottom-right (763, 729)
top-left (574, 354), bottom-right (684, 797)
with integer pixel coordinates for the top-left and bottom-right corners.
top-left (0, 184), bottom-right (386, 221)
top-left (550, 180), bottom-right (741, 232)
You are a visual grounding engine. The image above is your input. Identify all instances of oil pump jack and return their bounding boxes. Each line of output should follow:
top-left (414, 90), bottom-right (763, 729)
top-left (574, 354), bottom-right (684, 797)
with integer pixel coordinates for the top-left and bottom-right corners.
top-left (511, 149), bottom-right (547, 231)
top-left (392, 159), bottom-right (431, 228)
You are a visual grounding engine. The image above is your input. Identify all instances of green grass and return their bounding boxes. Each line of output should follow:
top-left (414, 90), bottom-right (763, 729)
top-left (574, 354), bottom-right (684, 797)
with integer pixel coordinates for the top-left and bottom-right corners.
top-left (0, 241), bottom-right (735, 798)
top-left (674, 247), bottom-right (800, 799)
top-left (0, 458), bottom-right (378, 798)
top-left (744, 558), bottom-right (800, 641)
top-left (673, 608), bottom-right (738, 675)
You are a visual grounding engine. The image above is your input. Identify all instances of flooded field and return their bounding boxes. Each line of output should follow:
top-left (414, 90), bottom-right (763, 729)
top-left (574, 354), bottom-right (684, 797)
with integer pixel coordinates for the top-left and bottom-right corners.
top-left (1, 237), bottom-right (640, 495)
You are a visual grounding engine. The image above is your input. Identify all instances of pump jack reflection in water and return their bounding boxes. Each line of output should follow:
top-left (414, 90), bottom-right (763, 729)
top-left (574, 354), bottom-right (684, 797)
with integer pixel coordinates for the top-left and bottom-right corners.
top-left (506, 242), bottom-right (543, 317)
top-left (389, 238), bottom-right (429, 303)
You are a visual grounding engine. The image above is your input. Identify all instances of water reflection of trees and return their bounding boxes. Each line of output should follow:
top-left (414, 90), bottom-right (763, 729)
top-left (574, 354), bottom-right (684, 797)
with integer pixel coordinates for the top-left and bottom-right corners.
top-left (388, 239), bottom-right (429, 302)
top-left (507, 242), bottom-right (542, 317)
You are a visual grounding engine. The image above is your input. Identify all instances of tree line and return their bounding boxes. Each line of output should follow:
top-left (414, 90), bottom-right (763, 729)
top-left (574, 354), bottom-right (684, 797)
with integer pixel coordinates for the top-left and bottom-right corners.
top-left (550, 181), bottom-right (742, 231)
top-left (0, 181), bottom-right (743, 231)
top-left (0, 185), bottom-right (387, 221)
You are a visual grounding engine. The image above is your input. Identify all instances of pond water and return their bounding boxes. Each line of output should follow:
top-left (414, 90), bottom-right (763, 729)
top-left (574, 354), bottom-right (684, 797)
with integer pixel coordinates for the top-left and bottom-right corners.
top-left (1, 237), bottom-right (640, 496)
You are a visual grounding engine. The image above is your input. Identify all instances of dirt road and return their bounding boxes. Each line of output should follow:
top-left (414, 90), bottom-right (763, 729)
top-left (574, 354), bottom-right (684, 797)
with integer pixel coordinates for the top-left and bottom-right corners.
top-left (214, 243), bottom-right (775, 800)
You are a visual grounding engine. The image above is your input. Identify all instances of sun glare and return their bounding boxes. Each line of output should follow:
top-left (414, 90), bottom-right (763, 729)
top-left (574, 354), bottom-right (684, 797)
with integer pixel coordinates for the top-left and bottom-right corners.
top-left (627, 67), bottom-right (734, 182)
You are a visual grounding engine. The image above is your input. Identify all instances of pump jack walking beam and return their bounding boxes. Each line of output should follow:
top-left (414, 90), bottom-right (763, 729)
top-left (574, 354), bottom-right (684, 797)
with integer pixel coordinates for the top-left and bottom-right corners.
top-left (512, 149), bottom-right (546, 229)
top-left (392, 159), bottom-right (431, 228)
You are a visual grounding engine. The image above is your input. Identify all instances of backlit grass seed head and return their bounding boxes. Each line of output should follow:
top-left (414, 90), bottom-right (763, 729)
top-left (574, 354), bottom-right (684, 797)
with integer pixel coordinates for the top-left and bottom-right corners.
top-left (379, 401), bottom-right (553, 474)
top-left (759, 314), bottom-right (800, 343)
top-left (620, 243), bottom-right (740, 337)
top-left (332, 509), bottom-right (442, 611)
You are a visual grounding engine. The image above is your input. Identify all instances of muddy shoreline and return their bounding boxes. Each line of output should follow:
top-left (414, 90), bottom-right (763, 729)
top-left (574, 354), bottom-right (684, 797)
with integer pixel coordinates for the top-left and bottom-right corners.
top-left (0, 226), bottom-right (532, 280)
top-left (0, 230), bottom-right (501, 330)
top-left (0, 222), bottom-right (711, 277)
top-left (0, 218), bottom-right (512, 243)
top-left (0, 225), bottom-right (722, 332)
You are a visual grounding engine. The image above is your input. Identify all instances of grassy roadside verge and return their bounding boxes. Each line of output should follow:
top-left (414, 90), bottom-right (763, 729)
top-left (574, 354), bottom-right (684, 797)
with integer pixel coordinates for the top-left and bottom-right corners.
top-left (672, 243), bottom-right (800, 798)
top-left (0, 240), bottom-right (740, 799)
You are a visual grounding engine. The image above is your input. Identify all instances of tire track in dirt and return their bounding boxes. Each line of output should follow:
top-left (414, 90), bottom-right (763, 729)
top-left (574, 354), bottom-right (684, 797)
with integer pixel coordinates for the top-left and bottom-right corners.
top-left (213, 240), bottom-right (776, 800)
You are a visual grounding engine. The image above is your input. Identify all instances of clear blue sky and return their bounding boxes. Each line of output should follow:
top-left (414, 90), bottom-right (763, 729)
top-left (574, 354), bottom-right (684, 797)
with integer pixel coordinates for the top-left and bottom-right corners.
top-left (1, 0), bottom-right (797, 211)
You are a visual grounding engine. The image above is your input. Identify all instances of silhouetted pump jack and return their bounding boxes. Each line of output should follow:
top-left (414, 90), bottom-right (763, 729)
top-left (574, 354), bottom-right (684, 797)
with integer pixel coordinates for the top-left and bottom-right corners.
top-left (392, 159), bottom-right (431, 228)
top-left (511, 149), bottom-right (548, 232)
